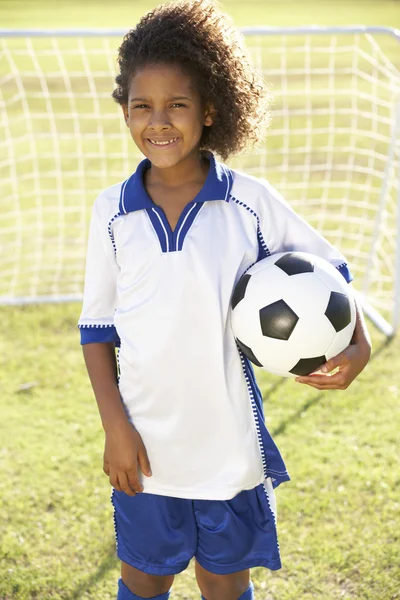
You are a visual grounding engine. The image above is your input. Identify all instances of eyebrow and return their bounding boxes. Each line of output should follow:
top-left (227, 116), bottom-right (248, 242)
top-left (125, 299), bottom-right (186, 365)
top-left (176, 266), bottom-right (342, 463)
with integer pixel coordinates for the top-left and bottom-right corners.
top-left (130, 96), bottom-right (192, 103)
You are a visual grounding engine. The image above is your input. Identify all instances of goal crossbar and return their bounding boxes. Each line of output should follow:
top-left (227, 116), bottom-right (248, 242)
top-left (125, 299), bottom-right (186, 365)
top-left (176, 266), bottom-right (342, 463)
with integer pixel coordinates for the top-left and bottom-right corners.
top-left (1, 25), bottom-right (399, 39)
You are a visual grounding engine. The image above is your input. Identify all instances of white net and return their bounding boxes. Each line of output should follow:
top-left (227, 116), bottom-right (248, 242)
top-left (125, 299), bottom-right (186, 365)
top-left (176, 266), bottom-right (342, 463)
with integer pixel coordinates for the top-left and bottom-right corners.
top-left (1, 27), bottom-right (399, 333)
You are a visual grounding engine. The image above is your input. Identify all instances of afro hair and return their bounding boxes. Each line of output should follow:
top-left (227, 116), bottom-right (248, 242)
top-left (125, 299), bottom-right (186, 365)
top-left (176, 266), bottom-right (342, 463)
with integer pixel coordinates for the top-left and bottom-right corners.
top-left (112, 0), bottom-right (271, 160)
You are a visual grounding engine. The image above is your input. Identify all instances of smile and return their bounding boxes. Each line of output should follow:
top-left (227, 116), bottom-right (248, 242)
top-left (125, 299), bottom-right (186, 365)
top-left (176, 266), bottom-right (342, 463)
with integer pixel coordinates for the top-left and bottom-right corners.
top-left (147, 137), bottom-right (179, 146)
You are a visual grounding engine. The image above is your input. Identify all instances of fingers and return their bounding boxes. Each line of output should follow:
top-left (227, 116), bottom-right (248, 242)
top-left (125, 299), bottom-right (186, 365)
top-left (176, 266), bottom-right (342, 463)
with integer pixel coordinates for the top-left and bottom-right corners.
top-left (108, 468), bottom-right (141, 495)
top-left (319, 351), bottom-right (347, 374)
top-left (103, 435), bottom-right (151, 495)
top-left (295, 349), bottom-right (352, 389)
top-left (295, 370), bottom-right (350, 390)
top-left (117, 471), bottom-right (138, 497)
top-left (109, 469), bottom-right (122, 492)
top-left (138, 445), bottom-right (152, 478)
top-left (126, 467), bottom-right (144, 493)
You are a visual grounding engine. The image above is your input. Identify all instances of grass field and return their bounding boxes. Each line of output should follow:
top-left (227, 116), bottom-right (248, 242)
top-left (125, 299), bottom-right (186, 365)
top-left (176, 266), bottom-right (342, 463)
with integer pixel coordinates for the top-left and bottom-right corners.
top-left (1, 1), bottom-right (400, 599)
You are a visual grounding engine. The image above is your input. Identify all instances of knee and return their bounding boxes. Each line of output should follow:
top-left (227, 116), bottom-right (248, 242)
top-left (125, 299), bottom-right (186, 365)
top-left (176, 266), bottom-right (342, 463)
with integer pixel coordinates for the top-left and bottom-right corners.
top-left (197, 570), bottom-right (250, 600)
top-left (120, 562), bottom-right (173, 598)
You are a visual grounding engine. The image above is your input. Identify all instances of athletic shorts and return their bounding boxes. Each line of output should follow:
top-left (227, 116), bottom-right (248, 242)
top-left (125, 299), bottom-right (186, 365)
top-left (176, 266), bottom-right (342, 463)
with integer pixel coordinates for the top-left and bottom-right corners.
top-left (111, 478), bottom-right (281, 576)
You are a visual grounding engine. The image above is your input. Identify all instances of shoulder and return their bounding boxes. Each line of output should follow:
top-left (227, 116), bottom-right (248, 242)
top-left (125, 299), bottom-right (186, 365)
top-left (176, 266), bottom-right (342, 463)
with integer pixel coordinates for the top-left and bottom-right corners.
top-left (230, 168), bottom-right (286, 217)
top-left (92, 181), bottom-right (124, 223)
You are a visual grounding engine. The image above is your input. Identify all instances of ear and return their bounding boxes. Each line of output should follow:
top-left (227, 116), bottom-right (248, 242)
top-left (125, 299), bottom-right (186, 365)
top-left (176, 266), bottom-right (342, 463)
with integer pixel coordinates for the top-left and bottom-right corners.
top-left (204, 104), bottom-right (216, 127)
top-left (121, 104), bottom-right (130, 127)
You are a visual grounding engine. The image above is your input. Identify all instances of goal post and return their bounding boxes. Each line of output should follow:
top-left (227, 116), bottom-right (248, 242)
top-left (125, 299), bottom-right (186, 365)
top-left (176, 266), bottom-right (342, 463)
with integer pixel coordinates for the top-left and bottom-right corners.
top-left (1, 26), bottom-right (399, 336)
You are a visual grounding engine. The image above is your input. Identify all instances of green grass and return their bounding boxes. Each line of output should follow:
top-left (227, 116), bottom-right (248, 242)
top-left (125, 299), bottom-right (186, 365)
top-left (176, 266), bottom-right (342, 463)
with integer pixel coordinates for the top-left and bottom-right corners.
top-left (1, 1), bottom-right (400, 599)
top-left (1, 304), bottom-right (399, 600)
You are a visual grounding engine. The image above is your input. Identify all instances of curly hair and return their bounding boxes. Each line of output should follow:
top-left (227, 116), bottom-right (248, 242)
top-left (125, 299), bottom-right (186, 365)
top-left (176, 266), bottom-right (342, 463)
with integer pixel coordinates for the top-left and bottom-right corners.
top-left (112, 0), bottom-right (271, 160)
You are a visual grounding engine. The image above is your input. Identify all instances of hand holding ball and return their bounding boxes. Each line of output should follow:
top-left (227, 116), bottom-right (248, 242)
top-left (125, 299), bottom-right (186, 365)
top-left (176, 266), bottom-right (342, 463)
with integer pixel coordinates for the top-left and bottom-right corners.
top-left (230, 252), bottom-right (356, 377)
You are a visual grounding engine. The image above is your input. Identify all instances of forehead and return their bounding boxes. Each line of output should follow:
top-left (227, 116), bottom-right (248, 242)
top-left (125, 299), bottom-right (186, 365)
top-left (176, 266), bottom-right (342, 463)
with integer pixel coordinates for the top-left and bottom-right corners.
top-left (129, 63), bottom-right (197, 97)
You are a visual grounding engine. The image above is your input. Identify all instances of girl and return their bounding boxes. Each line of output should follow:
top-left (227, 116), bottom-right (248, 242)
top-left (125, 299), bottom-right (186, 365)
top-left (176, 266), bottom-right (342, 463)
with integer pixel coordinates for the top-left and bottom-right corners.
top-left (78, 2), bottom-right (371, 599)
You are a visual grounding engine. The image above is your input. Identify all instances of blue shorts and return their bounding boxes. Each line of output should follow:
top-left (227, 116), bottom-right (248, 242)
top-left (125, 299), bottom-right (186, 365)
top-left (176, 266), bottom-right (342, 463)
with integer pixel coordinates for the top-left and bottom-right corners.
top-left (111, 479), bottom-right (281, 576)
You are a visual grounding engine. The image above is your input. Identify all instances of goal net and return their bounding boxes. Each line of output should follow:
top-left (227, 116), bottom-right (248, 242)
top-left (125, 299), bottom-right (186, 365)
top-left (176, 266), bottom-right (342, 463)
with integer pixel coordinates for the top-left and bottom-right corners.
top-left (1, 26), bottom-right (399, 336)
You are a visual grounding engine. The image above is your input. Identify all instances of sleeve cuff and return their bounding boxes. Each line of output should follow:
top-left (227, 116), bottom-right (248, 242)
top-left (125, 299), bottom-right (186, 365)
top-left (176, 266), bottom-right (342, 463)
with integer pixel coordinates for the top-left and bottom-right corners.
top-left (336, 262), bottom-right (353, 283)
top-left (79, 325), bottom-right (120, 345)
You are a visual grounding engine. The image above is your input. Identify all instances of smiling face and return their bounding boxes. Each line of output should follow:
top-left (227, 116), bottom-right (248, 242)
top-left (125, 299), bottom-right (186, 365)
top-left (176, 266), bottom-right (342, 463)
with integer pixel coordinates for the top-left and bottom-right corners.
top-left (122, 63), bottom-right (214, 170)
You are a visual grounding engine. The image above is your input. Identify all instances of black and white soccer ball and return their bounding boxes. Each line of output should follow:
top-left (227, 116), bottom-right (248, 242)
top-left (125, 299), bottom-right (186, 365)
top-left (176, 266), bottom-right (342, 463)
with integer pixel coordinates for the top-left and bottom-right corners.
top-left (230, 252), bottom-right (356, 377)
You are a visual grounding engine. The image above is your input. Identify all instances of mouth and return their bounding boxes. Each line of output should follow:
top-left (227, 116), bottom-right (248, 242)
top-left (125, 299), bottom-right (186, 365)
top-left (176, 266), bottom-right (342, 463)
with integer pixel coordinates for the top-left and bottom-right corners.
top-left (146, 137), bottom-right (180, 148)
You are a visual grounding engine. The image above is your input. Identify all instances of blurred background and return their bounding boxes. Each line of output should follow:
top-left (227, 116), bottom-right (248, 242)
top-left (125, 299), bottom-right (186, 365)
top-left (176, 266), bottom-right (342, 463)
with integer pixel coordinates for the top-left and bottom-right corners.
top-left (0, 1), bottom-right (399, 599)
top-left (1, 0), bottom-right (400, 28)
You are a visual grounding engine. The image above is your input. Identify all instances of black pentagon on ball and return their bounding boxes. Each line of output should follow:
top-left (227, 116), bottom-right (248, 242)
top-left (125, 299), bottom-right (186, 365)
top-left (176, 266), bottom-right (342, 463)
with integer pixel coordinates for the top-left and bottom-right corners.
top-left (260, 299), bottom-right (299, 341)
top-left (289, 355), bottom-right (327, 376)
top-left (275, 252), bottom-right (315, 276)
top-left (325, 291), bottom-right (352, 332)
top-left (236, 338), bottom-right (263, 367)
top-left (231, 274), bottom-right (251, 310)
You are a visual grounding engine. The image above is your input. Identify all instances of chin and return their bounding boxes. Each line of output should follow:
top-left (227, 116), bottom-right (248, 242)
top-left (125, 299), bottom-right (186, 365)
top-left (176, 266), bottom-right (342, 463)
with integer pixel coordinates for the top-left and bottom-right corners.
top-left (146, 148), bottom-right (191, 168)
top-left (147, 156), bottom-right (181, 169)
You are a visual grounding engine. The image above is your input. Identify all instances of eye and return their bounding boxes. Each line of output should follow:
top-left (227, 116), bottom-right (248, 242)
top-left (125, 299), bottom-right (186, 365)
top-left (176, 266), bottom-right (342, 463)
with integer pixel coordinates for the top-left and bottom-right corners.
top-left (170, 103), bottom-right (186, 108)
top-left (132, 104), bottom-right (149, 109)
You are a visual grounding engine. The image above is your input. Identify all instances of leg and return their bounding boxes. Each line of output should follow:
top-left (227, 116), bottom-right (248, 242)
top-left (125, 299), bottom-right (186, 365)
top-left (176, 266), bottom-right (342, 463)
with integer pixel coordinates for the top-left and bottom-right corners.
top-left (111, 490), bottom-right (195, 597)
top-left (194, 483), bottom-right (281, 582)
top-left (119, 562), bottom-right (174, 599)
top-left (195, 561), bottom-right (251, 600)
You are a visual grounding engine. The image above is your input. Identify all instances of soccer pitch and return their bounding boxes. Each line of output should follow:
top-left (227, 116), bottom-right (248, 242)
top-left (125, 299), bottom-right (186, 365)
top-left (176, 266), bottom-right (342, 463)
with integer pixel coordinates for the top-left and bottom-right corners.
top-left (1, 1), bottom-right (400, 599)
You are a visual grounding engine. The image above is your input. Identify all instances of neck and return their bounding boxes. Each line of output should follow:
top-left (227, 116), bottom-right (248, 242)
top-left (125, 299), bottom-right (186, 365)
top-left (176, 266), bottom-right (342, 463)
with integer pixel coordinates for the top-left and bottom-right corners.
top-left (146, 150), bottom-right (209, 189)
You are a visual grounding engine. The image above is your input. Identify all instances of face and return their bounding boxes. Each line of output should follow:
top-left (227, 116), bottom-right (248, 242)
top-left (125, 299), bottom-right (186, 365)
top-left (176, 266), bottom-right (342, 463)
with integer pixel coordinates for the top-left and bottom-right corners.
top-left (122, 63), bottom-right (214, 170)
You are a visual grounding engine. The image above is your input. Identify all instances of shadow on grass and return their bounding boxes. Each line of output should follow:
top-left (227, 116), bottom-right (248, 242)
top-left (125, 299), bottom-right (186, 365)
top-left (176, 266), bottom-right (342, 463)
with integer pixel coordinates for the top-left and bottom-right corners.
top-left (263, 376), bottom-right (289, 399)
top-left (269, 336), bottom-right (393, 438)
top-left (369, 335), bottom-right (394, 361)
top-left (271, 391), bottom-right (324, 437)
top-left (66, 544), bottom-right (118, 600)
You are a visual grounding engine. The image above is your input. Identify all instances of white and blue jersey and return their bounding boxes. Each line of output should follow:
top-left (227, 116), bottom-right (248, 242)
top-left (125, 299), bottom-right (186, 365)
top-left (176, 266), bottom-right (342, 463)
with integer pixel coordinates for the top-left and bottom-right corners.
top-left (78, 152), bottom-right (351, 501)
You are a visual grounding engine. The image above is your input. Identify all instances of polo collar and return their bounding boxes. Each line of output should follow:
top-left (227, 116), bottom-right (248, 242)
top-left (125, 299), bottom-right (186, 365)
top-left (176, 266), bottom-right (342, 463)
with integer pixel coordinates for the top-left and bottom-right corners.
top-left (119, 152), bottom-right (233, 215)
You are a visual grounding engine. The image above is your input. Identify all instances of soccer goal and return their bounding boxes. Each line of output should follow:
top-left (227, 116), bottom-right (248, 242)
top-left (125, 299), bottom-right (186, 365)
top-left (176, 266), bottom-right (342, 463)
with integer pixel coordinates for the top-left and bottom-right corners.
top-left (1, 26), bottom-right (399, 336)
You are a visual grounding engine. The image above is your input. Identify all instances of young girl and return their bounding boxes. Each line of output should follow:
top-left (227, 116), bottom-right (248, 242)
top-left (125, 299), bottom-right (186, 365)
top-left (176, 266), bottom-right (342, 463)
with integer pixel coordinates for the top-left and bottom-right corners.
top-left (78, 2), bottom-right (371, 599)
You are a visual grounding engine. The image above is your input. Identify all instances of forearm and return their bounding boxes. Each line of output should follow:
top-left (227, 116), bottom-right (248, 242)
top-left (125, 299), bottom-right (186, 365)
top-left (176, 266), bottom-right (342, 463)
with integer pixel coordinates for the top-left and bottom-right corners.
top-left (351, 294), bottom-right (372, 357)
top-left (82, 342), bottom-right (130, 432)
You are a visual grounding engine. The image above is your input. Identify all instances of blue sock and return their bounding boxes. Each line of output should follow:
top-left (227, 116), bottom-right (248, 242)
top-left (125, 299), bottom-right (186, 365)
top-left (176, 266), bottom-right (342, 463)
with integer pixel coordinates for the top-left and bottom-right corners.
top-left (201, 580), bottom-right (254, 600)
top-left (117, 578), bottom-right (171, 600)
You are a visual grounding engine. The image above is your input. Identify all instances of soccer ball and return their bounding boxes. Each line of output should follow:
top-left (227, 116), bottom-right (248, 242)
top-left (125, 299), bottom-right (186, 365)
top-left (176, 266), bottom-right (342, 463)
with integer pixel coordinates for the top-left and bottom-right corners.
top-left (230, 252), bottom-right (356, 377)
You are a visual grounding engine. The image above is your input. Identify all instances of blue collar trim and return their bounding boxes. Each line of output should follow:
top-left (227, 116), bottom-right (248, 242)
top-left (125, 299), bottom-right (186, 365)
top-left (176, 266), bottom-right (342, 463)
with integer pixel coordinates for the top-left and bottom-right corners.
top-left (119, 152), bottom-right (233, 214)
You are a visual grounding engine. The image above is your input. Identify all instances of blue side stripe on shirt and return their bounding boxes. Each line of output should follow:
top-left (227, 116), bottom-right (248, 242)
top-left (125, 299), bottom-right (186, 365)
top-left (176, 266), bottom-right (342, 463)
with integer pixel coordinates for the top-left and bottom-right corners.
top-left (240, 352), bottom-right (290, 489)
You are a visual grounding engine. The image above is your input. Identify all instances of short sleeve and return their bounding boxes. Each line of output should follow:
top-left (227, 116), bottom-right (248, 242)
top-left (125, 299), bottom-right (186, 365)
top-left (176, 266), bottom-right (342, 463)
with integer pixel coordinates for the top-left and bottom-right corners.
top-left (259, 180), bottom-right (353, 283)
top-left (78, 198), bottom-right (120, 345)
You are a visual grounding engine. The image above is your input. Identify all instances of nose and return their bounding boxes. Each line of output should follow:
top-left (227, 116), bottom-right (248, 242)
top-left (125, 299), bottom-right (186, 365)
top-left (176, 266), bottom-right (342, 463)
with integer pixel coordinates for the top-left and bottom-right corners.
top-left (148, 108), bottom-right (172, 132)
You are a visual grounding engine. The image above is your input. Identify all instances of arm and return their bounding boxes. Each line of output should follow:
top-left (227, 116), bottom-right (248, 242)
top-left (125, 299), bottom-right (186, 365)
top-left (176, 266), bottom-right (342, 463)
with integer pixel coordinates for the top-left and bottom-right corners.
top-left (295, 296), bottom-right (372, 390)
top-left (257, 181), bottom-right (371, 389)
top-left (79, 194), bottom-right (151, 495)
top-left (82, 341), bottom-right (125, 429)
top-left (83, 342), bottom-right (152, 495)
